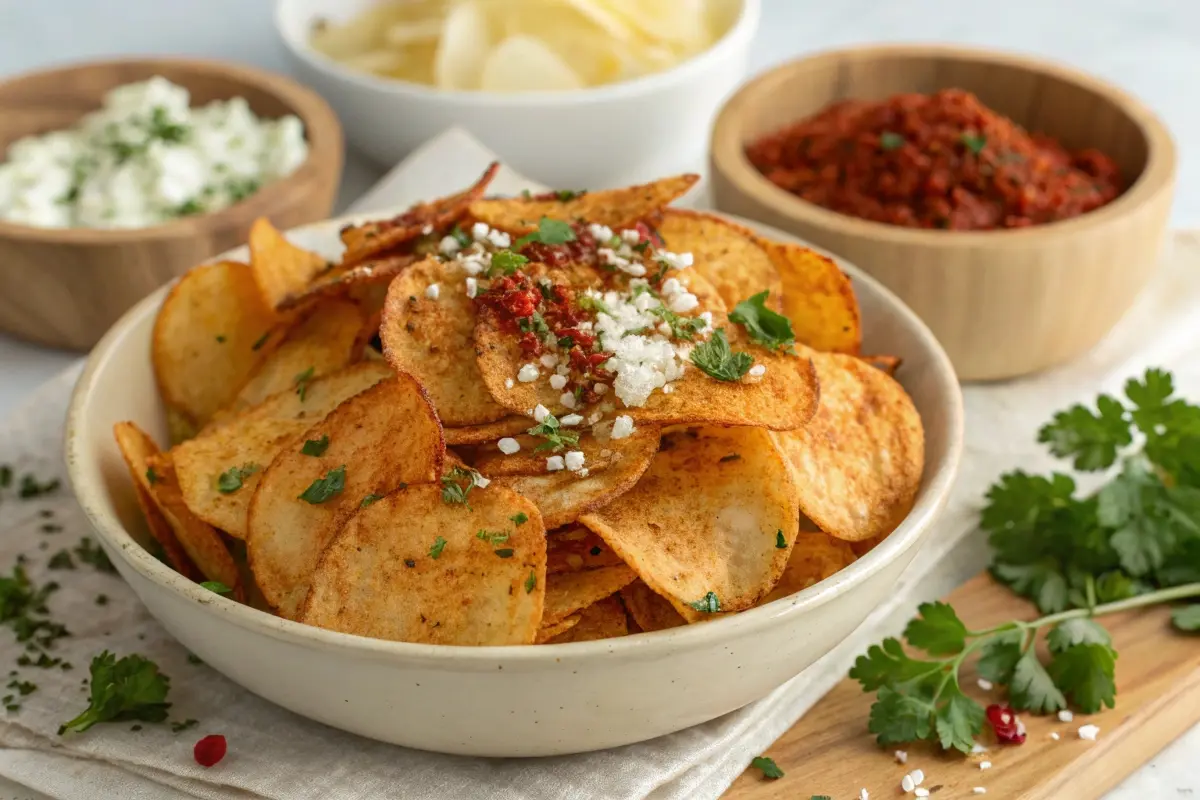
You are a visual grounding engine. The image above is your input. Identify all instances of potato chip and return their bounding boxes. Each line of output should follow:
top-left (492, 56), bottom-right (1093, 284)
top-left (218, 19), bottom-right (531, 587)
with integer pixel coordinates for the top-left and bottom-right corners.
top-left (546, 525), bottom-right (625, 574)
top-left (433, 0), bottom-right (492, 89)
top-left (112, 422), bottom-right (199, 580)
top-left (226, 299), bottom-right (365, 413)
top-left (545, 595), bottom-right (628, 643)
top-left (480, 34), bottom-right (585, 92)
top-left (771, 352), bottom-right (924, 542)
top-left (619, 579), bottom-right (684, 632)
top-left (581, 426), bottom-right (800, 620)
top-left (278, 254), bottom-right (417, 312)
top-left (246, 375), bottom-right (445, 617)
top-left (542, 564), bottom-right (636, 626)
top-left (443, 416), bottom-right (532, 446)
top-left (299, 484), bottom-right (545, 645)
top-left (763, 240), bottom-right (862, 355)
top-left (851, 533), bottom-right (889, 557)
top-left (471, 426), bottom-right (659, 528)
top-left (861, 353), bottom-right (902, 377)
top-left (760, 531), bottom-right (858, 604)
top-left (657, 210), bottom-right (782, 312)
top-left (535, 615), bottom-right (580, 643)
top-left (215, 361), bottom-right (394, 432)
top-left (340, 163), bottom-right (498, 267)
top-left (248, 218), bottom-right (332, 315)
top-left (152, 260), bottom-right (275, 429)
top-left (381, 257), bottom-right (511, 426)
top-left (467, 174), bottom-right (699, 235)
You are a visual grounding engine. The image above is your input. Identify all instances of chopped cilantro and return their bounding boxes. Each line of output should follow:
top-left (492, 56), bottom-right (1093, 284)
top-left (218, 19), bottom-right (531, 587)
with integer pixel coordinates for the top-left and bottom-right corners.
top-left (429, 536), bottom-right (448, 560)
top-left (516, 217), bottom-right (576, 247)
top-left (690, 329), bottom-right (753, 382)
top-left (576, 295), bottom-right (612, 316)
top-left (554, 189), bottom-right (586, 201)
top-left (360, 492), bottom-right (384, 509)
top-left (510, 512), bottom-right (529, 526)
top-left (47, 550), bottom-right (75, 570)
top-left (775, 530), bottom-right (787, 549)
top-left (18, 474), bottom-right (60, 499)
top-left (441, 466), bottom-right (483, 508)
top-left (251, 332), bottom-right (270, 351)
top-left (58, 651), bottom-right (171, 734)
top-left (217, 464), bottom-right (259, 494)
top-left (293, 366), bottom-right (316, 401)
top-left (729, 291), bottom-right (796, 353)
top-left (650, 305), bottom-right (707, 341)
top-left (526, 412), bottom-right (580, 452)
top-left (7, 679), bottom-right (36, 697)
top-left (450, 224), bottom-right (472, 248)
top-left (961, 132), bottom-right (987, 155)
top-left (687, 592), bottom-right (721, 613)
top-left (476, 530), bottom-right (510, 546)
top-left (750, 755), bottom-right (784, 779)
top-left (488, 249), bottom-right (529, 276)
top-left (298, 466), bottom-right (346, 504)
top-left (145, 467), bottom-right (159, 485)
top-left (557, 335), bottom-right (574, 348)
top-left (524, 571), bottom-right (536, 593)
top-left (174, 199), bottom-right (204, 217)
top-left (227, 177), bottom-right (261, 203)
top-left (494, 548), bottom-right (515, 559)
top-left (198, 581), bottom-right (232, 595)
top-left (171, 718), bottom-right (199, 733)
top-left (880, 131), bottom-right (905, 151)
top-left (148, 106), bottom-right (190, 143)
top-left (300, 435), bottom-right (330, 457)
top-left (74, 538), bottom-right (116, 575)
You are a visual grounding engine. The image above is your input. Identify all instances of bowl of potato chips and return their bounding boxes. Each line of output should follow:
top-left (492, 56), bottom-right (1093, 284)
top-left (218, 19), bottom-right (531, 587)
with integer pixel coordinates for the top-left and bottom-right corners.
top-left (66, 167), bottom-right (962, 756)
top-left (274, 0), bottom-right (759, 187)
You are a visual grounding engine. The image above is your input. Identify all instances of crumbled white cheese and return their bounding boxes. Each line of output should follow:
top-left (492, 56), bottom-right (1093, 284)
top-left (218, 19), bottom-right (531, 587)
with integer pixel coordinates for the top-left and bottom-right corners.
top-left (914, 790), bottom-right (929, 799)
top-left (486, 228), bottom-right (510, 249)
top-left (564, 450), bottom-right (586, 472)
top-left (439, 235), bottom-right (461, 256)
top-left (1050, 732), bottom-right (1060, 741)
top-left (560, 414), bottom-right (583, 426)
top-left (517, 364), bottom-right (539, 383)
top-left (668, 291), bottom-right (699, 313)
top-left (657, 250), bottom-right (693, 269)
top-left (474, 475), bottom-right (491, 488)
top-left (620, 228), bottom-right (641, 244)
top-left (549, 374), bottom-right (568, 390)
top-left (748, 364), bottom-right (767, 377)
top-left (546, 455), bottom-right (565, 472)
top-left (894, 750), bottom-right (908, 764)
top-left (977, 678), bottom-right (994, 691)
top-left (588, 223), bottom-right (614, 241)
top-left (421, 223), bottom-right (433, 235)
top-left (465, 277), bottom-right (478, 298)
top-left (540, 353), bottom-right (559, 368)
top-left (1078, 724), bottom-right (1100, 741)
top-left (859, 790), bottom-right (869, 800)
top-left (1058, 710), bottom-right (1074, 723)
top-left (662, 384), bottom-right (674, 394)
top-left (593, 383), bottom-right (609, 395)
top-left (560, 392), bottom-right (577, 409)
top-left (970, 743), bottom-right (989, 754)
top-left (533, 404), bottom-right (550, 422)
top-left (424, 283), bottom-right (440, 300)
top-left (497, 437), bottom-right (520, 455)
top-left (611, 415), bottom-right (635, 439)
top-left (979, 761), bottom-right (991, 770)
top-left (471, 221), bottom-right (489, 241)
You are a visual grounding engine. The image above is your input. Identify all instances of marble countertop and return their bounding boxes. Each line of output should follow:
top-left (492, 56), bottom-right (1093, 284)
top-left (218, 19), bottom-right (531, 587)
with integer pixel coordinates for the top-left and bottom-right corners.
top-left (0, 1), bottom-right (1197, 797)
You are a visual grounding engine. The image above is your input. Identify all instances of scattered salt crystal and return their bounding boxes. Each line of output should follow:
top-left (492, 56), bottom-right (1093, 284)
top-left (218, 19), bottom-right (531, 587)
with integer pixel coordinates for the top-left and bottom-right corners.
top-left (970, 743), bottom-right (988, 754)
top-left (1050, 732), bottom-right (1060, 741)
top-left (560, 414), bottom-right (583, 426)
top-left (910, 769), bottom-right (924, 786)
top-left (973, 789), bottom-right (987, 796)
top-left (425, 283), bottom-right (440, 299)
top-left (549, 374), bottom-right (568, 390)
top-left (1058, 710), bottom-right (1074, 723)
top-left (546, 456), bottom-right (565, 472)
top-left (540, 353), bottom-right (559, 368)
top-left (979, 761), bottom-right (991, 770)
top-left (914, 790), bottom-right (929, 798)
top-left (505, 378), bottom-right (514, 389)
top-left (977, 678), bottom-right (994, 691)
top-left (748, 364), bottom-right (766, 377)
top-left (1078, 724), bottom-right (1100, 741)
top-left (901, 774), bottom-right (915, 793)
top-left (497, 438), bottom-right (520, 455)
top-left (533, 404), bottom-right (550, 422)
top-left (517, 364), bottom-right (539, 383)
top-left (474, 475), bottom-right (490, 488)
top-left (860, 790), bottom-right (869, 800)
top-left (894, 750), bottom-right (907, 764)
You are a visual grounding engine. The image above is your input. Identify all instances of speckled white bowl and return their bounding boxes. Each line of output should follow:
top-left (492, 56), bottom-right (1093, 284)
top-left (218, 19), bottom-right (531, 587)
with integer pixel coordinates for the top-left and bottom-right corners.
top-left (64, 211), bottom-right (962, 757)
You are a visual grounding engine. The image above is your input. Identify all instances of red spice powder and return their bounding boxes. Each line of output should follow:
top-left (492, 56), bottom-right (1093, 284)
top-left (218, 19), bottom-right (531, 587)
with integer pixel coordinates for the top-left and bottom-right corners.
top-left (745, 89), bottom-right (1123, 231)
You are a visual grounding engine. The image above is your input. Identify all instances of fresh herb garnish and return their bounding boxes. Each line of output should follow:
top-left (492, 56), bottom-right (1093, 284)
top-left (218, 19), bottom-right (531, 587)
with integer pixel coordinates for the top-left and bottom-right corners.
top-left (729, 291), bottom-right (796, 353)
top-left (217, 464), bottom-right (259, 494)
top-left (145, 467), bottom-right (159, 485)
top-left (961, 132), bottom-right (987, 155)
top-left (450, 224), bottom-right (473, 248)
top-left (429, 536), bottom-right (448, 560)
top-left (775, 530), bottom-right (787, 549)
top-left (226, 177), bottom-right (260, 203)
top-left (251, 332), bottom-right (270, 351)
top-left (851, 368), bottom-right (1200, 754)
top-left (300, 435), bottom-right (330, 457)
top-left (148, 106), bottom-right (190, 143)
top-left (441, 466), bottom-right (483, 508)
top-left (476, 530), bottom-right (510, 546)
top-left (750, 755), bottom-right (784, 779)
top-left (510, 512), bottom-right (529, 526)
top-left (489, 249), bottom-right (529, 276)
top-left (293, 366), bottom-right (316, 401)
top-left (554, 189), bottom-right (586, 201)
top-left (880, 131), bottom-right (905, 151)
top-left (576, 295), bottom-right (613, 316)
top-left (516, 217), bottom-right (576, 247)
top-left (174, 199), bottom-right (204, 217)
top-left (298, 466), bottom-right (346, 504)
top-left (687, 592), bottom-right (721, 613)
top-left (527, 412), bottom-right (581, 452)
top-left (494, 548), bottom-right (515, 559)
top-left (58, 651), bottom-right (171, 734)
top-left (74, 538), bottom-right (116, 575)
top-left (360, 492), bottom-right (384, 508)
top-left (651, 305), bottom-right (707, 341)
top-left (690, 329), bottom-right (753, 382)
top-left (525, 571), bottom-right (537, 593)
top-left (198, 581), bottom-right (232, 595)
top-left (47, 550), bottom-right (75, 570)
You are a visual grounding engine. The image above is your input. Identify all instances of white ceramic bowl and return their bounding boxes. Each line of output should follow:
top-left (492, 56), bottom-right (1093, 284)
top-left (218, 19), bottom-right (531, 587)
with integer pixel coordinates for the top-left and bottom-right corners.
top-left (65, 211), bottom-right (962, 757)
top-left (274, 0), bottom-right (759, 188)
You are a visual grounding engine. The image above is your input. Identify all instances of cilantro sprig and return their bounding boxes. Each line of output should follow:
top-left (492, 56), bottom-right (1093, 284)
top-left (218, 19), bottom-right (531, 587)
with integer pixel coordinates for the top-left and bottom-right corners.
top-left (690, 328), bottom-right (753, 382)
top-left (59, 651), bottom-right (171, 734)
top-left (729, 291), bottom-right (796, 353)
top-left (851, 368), bottom-right (1200, 754)
top-left (441, 466), bottom-right (483, 508)
top-left (527, 412), bottom-right (580, 452)
top-left (515, 217), bottom-right (576, 248)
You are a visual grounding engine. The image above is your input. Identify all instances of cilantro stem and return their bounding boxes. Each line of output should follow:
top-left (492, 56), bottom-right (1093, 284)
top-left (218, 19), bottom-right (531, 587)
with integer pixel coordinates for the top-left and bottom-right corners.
top-left (966, 582), bottom-right (1200, 638)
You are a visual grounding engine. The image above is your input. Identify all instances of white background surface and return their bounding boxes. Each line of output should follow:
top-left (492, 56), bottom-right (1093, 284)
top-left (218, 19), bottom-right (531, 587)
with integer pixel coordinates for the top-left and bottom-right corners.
top-left (0, 1), bottom-right (1197, 797)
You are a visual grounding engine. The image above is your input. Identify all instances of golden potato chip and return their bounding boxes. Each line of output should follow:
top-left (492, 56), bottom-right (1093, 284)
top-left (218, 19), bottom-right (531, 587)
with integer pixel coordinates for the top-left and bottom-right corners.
top-left (581, 426), bottom-right (800, 620)
top-left (443, 416), bottom-right (532, 446)
top-left (112, 422), bottom-right (199, 580)
top-left (246, 375), bottom-right (445, 617)
top-left (381, 256), bottom-right (511, 426)
top-left (152, 260), bottom-right (276, 429)
top-left (657, 209), bottom-right (782, 312)
top-left (278, 254), bottom-right (417, 312)
top-left (299, 484), bottom-right (546, 645)
top-left (546, 525), bottom-right (625, 573)
top-left (763, 240), bottom-right (862, 355)
top-left (214, 361), bottom-right (394, 432)
top-left (545, 595), bottom-right (628, 643)
top-left (861, 353), bottom-right (902, 377)
top-left (851, 533), bottom-right (889, 557)
top-left (760, 531), bottom-right (858, 604)
top-left (340, 162), bottom-right (499, 267)
top-left (542, 564), bottom-right (636, 626)
top-left (536, 615), bottom-right (580, 643)
top-left (166, 407), bottom-right (199, 447)
top-left (471, 426), bottom-right (659, 528)
top-left (468, 174), bottom-right (699, 234)
top-left (248, 217), bottom-right (332, 314)
top-left (619, 579), bottom-right (685, 632)
top-left (771, 352), bottom-right (924, 542)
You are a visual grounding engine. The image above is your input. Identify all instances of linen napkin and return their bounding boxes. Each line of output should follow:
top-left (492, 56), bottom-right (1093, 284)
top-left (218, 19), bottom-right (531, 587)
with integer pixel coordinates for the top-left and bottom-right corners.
top-left (0, 128), bottom-right (1197, 800)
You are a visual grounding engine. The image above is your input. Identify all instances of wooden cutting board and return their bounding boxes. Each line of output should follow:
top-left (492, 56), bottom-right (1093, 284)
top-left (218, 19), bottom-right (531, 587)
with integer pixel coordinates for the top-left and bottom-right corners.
top-left (723, 574), bottom-right (1200, 800)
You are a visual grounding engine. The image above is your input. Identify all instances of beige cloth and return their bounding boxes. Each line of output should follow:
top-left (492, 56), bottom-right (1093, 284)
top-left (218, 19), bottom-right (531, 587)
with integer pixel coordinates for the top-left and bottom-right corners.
top-left (0, 128), bottom-right (1197, 799)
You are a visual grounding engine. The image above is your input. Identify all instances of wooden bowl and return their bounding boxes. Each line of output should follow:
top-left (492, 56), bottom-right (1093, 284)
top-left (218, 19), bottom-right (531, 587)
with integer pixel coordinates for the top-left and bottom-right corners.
top-left (0, 58), bottom-right (343, 351)
top-left (711, 45), bottom-right (1176, 381)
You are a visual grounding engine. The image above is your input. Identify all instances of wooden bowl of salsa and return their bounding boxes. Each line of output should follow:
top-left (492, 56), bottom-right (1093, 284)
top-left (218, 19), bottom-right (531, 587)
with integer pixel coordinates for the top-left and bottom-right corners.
top-left (711, 44), bottom-right (1176, 381)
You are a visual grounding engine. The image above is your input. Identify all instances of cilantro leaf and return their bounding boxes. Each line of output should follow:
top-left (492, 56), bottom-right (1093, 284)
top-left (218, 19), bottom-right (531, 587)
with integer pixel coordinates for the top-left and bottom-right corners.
top-left (880, 131), bottom-right (905, 151)
top-left (991, 561), bottom-right (1070, 614)
top-left (58, 652), bottom-right (171, 734)
top-left (1047, 619), bottom-right (1111, 652)
top-left (960, 133), bottom-right (987, 154)
top-left (300, 435), bottom-right (330, 457)
top-left (360, 492), bottom-right (384, 508)
top-left (975, 630), bottom-right (1023, 684)
top-left (553, 189), bottom-right (585, 201)
top-left (686, 592), bottom-right (721, 613)
top-left (577, 295), bottom-right (612, 316)
top-left (650, 305), bottom-right (707, 341)
top-left (1171, 605), bottom-right (1200, 632)
top-left (489, 250), bottom-right (529, 276)
top-left (1037, 394), bottom-right (1131, 471)
top-left (527, 412), bottom-right (580, 452)
top-left (441, 466), bottom-right (482, 507)
top-left (749, 756), bottom-right (784, 779)
top-left (903, 601), bottom-right (967, 656)
top-left (934, 688), bottom-right (986, 752)
top-left (293, 366), bottom-right (316, 401)
top-left (510, 512), bottom-right (529, 526)
top-left (849, 638), bottom-right (942, 691)
top-left (217, 463), bottom-right (259, 494)
top-left (867, 684), bottom-right (935, 746)
top-left (1047, 643), bottom-right (1117, 713)
top-left (728, 291), bottom-right (795, 353)
top-left (198, 581), bottom-right (232, 595)
top-left (524, 571), bottom-right (536, 593)
top-left (298, 466), bottom-right (345, 504)
top-left (516, 217), bottom-right (576, 247)
top-left (1008, 650), bottom-right (1066, 713)
top-left (429, 536), bottom-right (447, 559)
top-left (775, 530), bottom-right (786, 549)
top-left (690, 328), bottom-right (753, 382)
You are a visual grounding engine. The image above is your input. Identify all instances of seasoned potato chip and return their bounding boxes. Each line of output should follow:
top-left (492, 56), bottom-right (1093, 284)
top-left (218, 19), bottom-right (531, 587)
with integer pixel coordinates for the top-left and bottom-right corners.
top-left (851, 533), bottom-right (889, 557)
top-left (861, 353), bottom-right (902, 377)
top-left (278, 254), bottom-right (416, 312)
top-left (771, 352), bottom-right (924, 542)
top-left (545, 595), bottom-right (628, 643)
top-left (546, 525), bottom-right (625, 573)
top-left (764, 241), bottom-right (861, 355)
top-left (760, 531), bottom-right (858, 604)
top-left (227, 299), bottom-right (365, 412)
top-left (581, 426), bottom-right (800, 620)
top-left (535, 615), bottom-right (580, 643)
top-left (247, 375), bottom-right (445, 617)
top-left (542, 564), bottom-right (636, 626)
top-left (112, 422), bottom-right (199, 579)
top-left (471, 426), bottom-right (659, 528)
top-left (381, 256), bottom-right (511, 426)
top-left (248, 217), bottom-right (331, 314)
top-left (340, 162), bottom-right (498, 267)
top-left (216, 361), bottom-right (394, 432)
top-left (444, 416), bottom-right (532, 446)
top-left (299, 484), bottom-right (545, 645)
top-left (152, 260), bottom-right (275, 429)
top-left (657, 210), bottom-right (782, 311)
top-left (619, 579), bottom-right (685, 632)
top-left (468, 174), bottom-right (699, 234)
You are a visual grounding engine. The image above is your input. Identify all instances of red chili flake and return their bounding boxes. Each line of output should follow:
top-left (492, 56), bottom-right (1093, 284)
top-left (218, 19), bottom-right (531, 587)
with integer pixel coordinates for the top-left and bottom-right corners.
top-left (519, 224), bottom-right (598, 268)
top-left (518, 331), bottom-right (543, 357)
top-left (986, 704), bottom-right (1026, 744)
top-left (193, 733), bottom-right (227, 767)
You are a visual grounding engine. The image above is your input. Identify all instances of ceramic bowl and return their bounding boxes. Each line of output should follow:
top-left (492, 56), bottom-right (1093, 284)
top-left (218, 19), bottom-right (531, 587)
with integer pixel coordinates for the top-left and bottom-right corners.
top-left (0, 57), bottom-right (343, 351)
top-left (711, 44), bottom-right (1176, 382)
top-left (65, 210), bottom-right (962, 757)
top-left (274, 0), bottom-right (758, 188)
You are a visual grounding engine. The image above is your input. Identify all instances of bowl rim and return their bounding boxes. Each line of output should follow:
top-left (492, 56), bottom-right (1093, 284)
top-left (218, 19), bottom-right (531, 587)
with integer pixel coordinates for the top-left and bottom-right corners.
top-left (273, 0), bottom-right (761, 107)
top-left (64, 209), bottom-right (963, 667)
top-left (711, 42), bottom-right (1178, 246)
top-left (0, 55), bottom-right (343, 244)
